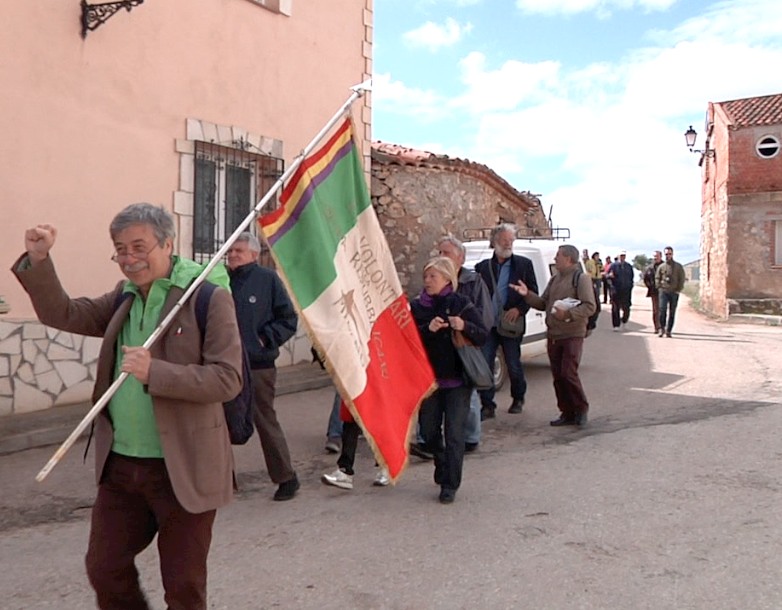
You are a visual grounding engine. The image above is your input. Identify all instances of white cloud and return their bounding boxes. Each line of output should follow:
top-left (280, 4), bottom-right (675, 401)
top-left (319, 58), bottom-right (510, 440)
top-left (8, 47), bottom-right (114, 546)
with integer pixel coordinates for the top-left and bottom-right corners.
top-left (372, 72), bottom-right (446, 123)
top-left (374, 0), bottom-right (782, 261)
top-left (515, 0), bottom-right (677, 17)
top-left (452, 52), bottom-right (563, 113)
top-left (403, 18), bottom-right (473, 52)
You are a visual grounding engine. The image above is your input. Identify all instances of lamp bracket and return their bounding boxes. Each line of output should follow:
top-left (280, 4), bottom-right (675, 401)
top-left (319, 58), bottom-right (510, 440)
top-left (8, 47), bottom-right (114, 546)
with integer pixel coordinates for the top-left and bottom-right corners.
top-left (81, 0), bottom-right (144, 39)
top-left (688, 148), bottom-right (715, 158)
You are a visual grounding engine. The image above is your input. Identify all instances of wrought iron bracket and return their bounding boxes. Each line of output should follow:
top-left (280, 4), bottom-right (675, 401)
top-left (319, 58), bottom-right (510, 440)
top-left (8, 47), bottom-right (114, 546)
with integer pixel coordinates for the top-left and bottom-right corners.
top-left (81, 0), bottom-right (144, 39)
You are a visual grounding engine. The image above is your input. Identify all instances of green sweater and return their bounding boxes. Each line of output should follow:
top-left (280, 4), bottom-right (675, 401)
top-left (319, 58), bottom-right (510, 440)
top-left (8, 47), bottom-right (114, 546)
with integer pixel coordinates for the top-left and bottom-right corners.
top-left (109, 257), bottom-right (230, 457)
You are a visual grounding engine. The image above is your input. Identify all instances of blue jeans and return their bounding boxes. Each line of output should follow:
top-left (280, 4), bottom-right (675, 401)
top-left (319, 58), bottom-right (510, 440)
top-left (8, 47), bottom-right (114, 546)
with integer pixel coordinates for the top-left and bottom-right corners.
top-left (659, 292), bottom-right (680, 333)
top-left (478, 327), bottom-right (526, 408)
top-left (326, 391), bottom-right (343, 439)
top-left (464, 390), bottom-right (481, 444)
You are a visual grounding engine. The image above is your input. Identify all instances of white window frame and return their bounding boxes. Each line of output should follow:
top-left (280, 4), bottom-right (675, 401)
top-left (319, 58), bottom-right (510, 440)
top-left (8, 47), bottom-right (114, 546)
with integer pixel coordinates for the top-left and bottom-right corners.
top-left (756, 135), bottom-right (780, 159)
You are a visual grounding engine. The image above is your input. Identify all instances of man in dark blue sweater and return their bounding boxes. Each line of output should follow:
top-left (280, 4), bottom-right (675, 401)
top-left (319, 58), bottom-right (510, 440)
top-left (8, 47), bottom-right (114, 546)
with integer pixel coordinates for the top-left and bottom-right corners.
top-left (227, 232), bottom-right (300, 501)
top-left (608, 250), bottom-right (635, 331)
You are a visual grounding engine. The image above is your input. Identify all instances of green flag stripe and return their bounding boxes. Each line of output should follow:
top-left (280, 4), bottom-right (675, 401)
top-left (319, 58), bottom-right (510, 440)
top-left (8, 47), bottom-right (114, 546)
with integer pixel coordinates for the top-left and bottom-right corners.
top-left (271, 147), bottom-right (371, 308)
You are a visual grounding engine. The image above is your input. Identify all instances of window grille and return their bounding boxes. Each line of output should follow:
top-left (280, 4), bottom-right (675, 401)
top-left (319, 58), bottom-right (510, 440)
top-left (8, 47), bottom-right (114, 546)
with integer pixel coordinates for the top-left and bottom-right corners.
top-left (193, 141), bottom-right (283, 268)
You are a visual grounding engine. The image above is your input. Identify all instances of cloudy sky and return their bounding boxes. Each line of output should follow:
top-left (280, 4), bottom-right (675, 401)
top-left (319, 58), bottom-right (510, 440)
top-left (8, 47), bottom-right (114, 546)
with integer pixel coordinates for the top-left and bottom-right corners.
top-left (371, 0), bottom-right (782, 264)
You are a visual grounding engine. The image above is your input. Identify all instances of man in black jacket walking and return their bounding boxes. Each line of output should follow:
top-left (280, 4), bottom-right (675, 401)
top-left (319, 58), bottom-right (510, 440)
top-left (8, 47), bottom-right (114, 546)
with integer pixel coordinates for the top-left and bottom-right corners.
top-left (475, 224), bottom-right (538, 419)
top-left (227, 232), bottom-right (300, 501)
top-left (609, 250), bottom-right (635, 331)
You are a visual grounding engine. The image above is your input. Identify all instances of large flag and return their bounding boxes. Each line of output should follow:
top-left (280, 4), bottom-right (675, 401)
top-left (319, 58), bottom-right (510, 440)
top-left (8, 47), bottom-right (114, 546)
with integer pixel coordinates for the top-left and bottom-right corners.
top-left (259, 117), bottom-right (436, 481)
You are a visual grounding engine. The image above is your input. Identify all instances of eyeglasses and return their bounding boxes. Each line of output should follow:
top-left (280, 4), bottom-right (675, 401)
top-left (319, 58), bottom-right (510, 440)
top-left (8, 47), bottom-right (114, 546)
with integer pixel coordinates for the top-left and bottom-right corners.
top-left (111, 242), bottom-right (161, 263)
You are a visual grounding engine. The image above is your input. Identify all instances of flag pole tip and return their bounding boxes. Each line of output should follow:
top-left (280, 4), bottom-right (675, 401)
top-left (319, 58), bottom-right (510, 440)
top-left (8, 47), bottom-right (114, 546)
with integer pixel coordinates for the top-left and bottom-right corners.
top-left (351, 80), bottom-right (372, 94)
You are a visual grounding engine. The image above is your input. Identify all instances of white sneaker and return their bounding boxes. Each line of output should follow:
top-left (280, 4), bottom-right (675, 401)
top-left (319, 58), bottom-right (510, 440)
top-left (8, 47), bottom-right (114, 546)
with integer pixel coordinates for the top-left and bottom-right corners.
top-left (321, 468), bottom-right (353, 490)
top-left (612, 327), bottom-right (619, 332)
top-left (373, 467), bottom-right (390, 487)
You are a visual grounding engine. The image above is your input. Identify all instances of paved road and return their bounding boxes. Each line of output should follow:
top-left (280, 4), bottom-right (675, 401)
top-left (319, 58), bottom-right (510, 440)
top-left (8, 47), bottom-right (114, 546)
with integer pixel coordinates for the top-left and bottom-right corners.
top-left (2, 289), bottom-right (781, 609)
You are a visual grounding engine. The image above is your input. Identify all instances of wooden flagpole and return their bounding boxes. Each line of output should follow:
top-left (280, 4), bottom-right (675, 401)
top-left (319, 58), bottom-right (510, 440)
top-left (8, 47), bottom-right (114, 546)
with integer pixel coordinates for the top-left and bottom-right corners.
top-left (35, 81), bottom-right (371, 482)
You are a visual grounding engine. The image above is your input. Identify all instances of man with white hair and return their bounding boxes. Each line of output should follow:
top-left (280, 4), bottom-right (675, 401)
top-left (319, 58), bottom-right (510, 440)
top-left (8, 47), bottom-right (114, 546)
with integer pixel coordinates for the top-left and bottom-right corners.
top-left (475, 224), bottom-right (538, 419)
top-left (226, 232), bottom-right (300, 501)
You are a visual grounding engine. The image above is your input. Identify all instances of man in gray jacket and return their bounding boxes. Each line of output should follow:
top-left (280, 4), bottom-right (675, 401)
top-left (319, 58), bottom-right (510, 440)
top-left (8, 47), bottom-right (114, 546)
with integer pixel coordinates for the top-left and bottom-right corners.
top-left (510, 244), bottom-right (596, 427)
top-left (655, 246), bottom-right (686, 338)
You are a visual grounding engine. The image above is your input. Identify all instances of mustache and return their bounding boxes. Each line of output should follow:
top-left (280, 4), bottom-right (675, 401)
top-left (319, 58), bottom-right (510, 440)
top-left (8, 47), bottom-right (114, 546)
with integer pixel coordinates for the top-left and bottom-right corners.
top-left (122, 261), bottom-right (149, 273)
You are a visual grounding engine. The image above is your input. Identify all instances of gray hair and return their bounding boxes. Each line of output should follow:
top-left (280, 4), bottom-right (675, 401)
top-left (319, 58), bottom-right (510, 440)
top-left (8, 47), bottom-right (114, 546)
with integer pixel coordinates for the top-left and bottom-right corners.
top-left (110, 203), bottom-right (176, 245)
top-left (559, 244), bottom-right (580, 264)
top-left (489, 223), bottom-right (516, 246)
top-left (438, 235), bottom-right (466, 257)
top-left (236, 231), bottom-right (261, 253)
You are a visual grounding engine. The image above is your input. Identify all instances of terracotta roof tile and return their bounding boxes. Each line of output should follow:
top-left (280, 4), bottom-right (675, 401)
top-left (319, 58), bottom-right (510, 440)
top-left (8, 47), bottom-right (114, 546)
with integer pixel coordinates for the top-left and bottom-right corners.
top-left (371, 141), bottom-right (541, 210)
top-left (719, 92), bottom-right (782, 128)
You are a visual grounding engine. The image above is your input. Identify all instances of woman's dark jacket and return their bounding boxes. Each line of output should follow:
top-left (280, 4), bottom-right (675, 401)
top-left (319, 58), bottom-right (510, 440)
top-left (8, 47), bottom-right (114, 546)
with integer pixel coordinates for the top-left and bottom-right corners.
top-left (411, 291), bottom-right (488, 382)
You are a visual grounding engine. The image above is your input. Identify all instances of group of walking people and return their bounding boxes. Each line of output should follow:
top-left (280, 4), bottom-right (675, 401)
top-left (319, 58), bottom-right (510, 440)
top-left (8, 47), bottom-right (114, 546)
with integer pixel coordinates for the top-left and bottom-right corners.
top-left (323, 224), bottom-right (596, 506)
top-left (12, 201), bottom-right (678, 608)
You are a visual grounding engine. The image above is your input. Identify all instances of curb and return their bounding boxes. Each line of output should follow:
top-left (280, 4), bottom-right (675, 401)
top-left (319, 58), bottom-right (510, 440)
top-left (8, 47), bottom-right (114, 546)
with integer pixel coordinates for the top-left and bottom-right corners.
top-left (0, 363), bottom-right (332, 456)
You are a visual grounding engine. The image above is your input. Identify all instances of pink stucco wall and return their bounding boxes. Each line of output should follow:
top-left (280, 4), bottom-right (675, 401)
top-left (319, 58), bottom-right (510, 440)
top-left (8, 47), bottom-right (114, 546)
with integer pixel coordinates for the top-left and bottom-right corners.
top-left (1, 0), bottom-right (371, 319)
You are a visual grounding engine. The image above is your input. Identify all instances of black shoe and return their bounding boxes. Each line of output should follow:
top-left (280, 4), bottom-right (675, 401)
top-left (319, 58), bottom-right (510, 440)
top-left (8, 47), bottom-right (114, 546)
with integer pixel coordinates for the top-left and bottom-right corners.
top-left (574, 413), bottom-right (588, 427)
top-left (550, 415), bottom-right (577, 427)
top-left (508, 399), bottom-right (524, 414)
top-left (666, 331), bottom-right (672, 338)
top-left (480, 406), bottom-right (496, 421)
top-left (439, 488), bottom-right (456, 504)
top-left (465, 442), bottom-right (479, 453)
top-left (273, 475), bottom-right (300, 501)
top-left (410, 443), bottom-right (434, 461)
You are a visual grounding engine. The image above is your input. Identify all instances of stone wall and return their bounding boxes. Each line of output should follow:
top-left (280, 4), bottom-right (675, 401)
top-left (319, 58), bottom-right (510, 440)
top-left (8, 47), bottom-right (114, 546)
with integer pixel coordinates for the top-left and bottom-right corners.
top-left (0, 318), bottom-right (312, 417)
top-left (372, 163), bottom-right (548, 297)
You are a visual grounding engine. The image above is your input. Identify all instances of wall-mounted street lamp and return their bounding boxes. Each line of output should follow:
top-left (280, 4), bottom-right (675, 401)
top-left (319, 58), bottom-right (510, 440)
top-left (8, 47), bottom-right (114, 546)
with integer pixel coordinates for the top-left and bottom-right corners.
top-left (684, 125), bottom-right (715, 158)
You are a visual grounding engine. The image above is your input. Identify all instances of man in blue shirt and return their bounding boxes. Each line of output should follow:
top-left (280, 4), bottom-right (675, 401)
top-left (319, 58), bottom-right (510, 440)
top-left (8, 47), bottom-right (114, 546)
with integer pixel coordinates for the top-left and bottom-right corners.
top-left (475, 224), bottom-right (538, 419)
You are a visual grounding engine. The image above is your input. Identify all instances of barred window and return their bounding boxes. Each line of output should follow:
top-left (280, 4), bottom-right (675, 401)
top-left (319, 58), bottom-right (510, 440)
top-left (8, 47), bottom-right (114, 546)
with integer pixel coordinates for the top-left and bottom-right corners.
top-left (193, 141), bottom-right (283, 264)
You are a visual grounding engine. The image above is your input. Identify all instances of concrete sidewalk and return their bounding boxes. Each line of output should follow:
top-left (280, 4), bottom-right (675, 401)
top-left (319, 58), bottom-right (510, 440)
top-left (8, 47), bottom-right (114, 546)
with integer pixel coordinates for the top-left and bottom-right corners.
top-left (0, 361), bottom-right (332, 455)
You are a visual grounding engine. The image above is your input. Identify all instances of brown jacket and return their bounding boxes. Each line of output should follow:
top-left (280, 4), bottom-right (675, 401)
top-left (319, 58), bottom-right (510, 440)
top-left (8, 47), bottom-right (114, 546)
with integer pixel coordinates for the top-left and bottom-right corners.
top-left (523, 266), bottom-right (596, 340)
top-left (13, 254), bottom-right (242, 514)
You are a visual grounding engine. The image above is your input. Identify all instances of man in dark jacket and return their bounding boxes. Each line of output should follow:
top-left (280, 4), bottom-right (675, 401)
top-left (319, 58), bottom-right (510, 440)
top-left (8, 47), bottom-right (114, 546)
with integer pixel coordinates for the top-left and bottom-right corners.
top-left (226, 232), bottom-right (300, 501)
top-left (609, 250), bottom-right (635, 331)
top-left (643, 250), bottom-right (663, 334)
top-left (475, 224), bottom-right (538, 419)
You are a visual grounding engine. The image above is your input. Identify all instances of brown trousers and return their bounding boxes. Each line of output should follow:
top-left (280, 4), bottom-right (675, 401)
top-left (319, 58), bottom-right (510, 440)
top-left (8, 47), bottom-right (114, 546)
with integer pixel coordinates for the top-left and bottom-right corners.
top-left (547, 336), bottom-right (589, 418)
top-left (251, 368), bottom-right (295, 484)
top-left (649, 293), bottom-right (661, 331)
top-left (85, 452), bottom-right (216, 610)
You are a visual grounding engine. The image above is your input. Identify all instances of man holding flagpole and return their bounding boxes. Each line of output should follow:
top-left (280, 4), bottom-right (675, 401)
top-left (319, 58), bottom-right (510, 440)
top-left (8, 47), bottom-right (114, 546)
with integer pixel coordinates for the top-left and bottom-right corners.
top-left (13, 203), bottom-right (242, 610)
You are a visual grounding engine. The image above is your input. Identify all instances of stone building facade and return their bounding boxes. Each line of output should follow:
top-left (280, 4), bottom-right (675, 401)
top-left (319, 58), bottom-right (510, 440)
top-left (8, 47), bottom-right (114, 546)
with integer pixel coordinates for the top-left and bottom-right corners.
top-left (0, 0), bottom-right (371, 416)
top-left (371, 143), bottom-right (550, 297)
top-left (697, 92), bottom-right (782, 318)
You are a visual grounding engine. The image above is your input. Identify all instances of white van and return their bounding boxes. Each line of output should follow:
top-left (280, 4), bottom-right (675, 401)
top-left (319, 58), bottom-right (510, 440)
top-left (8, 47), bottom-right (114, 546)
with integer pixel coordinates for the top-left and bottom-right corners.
top-left (463, 239), bottom-right (583, 388)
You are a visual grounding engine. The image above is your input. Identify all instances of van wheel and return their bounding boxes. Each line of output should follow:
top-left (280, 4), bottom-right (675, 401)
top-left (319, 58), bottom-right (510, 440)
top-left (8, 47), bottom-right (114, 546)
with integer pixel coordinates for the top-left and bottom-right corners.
top-left (494, 352), bottom-right (507, 390)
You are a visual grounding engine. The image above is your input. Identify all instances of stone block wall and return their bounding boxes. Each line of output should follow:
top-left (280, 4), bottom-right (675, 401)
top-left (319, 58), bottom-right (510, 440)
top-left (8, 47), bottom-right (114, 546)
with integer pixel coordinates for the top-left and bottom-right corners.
top-left (0, 318), bottom-right (311, 417)
top-left (372, 163), bottom-right (548, 297)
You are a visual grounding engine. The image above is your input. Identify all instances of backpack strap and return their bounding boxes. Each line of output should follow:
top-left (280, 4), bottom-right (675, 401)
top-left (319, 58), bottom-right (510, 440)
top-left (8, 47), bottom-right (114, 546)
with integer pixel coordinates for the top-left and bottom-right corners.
top-left (572, 269), bottom-right (583, 297)
top-left (193, 281), bottom-right (217, 340)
